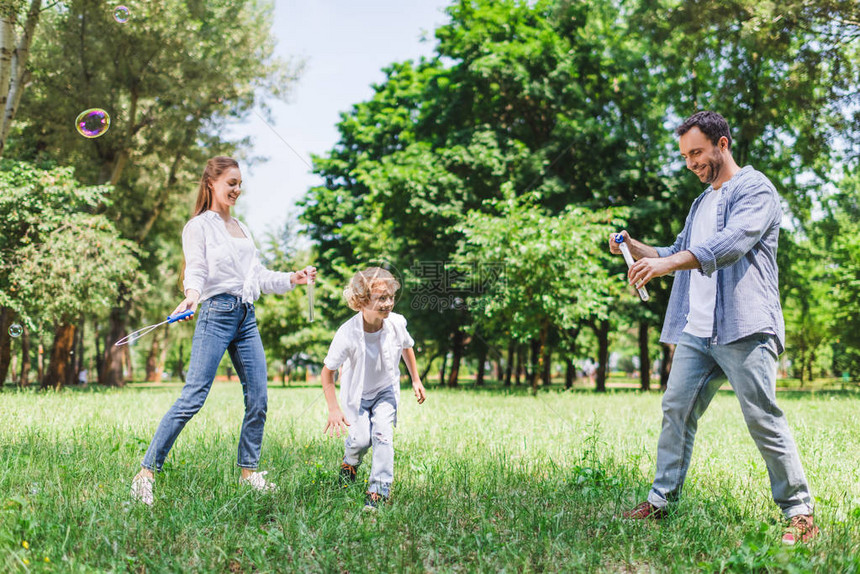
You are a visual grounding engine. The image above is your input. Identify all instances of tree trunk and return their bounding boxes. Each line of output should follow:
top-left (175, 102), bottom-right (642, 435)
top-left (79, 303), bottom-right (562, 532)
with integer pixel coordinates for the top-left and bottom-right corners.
top-left (157, 330), bottom-right (168, 382)
top-left (93, 321), bottom-right (103, 384)
top-left (563, 326), bottom-right (579, 390)
top-left (475, 345), bottom-right (487, 386)
top-left (565, 357), bottom-right (575, 389)
top-left (145, 327), bottom-right (164, 382)
top-left (419, 351), bottom-right (441, 382)
top-left (438, 352), bottom-right (447, 386)
top-left (18, 324), bottom-right (30, 387)
top-left (593, 319), bottom-right (610, 392)
top-left (123, 344), bottom-right (134, 383)
top-left (0, 0), bottom-right (41, 157)
top-left (74, 317), bottom-right (85, 384)
top-left (515, 345), bottom-right (524, 385)
top-left (660, 343), bottom-right (674, 391)
top-left (639, 321), bottom-right (651, 391)
top-left (101, 306), bottom-right (129, 386)
top-left (447, 330), bottom-right (464, 387)
top-left (9, 353), bottom-right (15, 383)
top-left (66, 317), bottom-right (83, 388)
top-left (44, 322), bottom-right (75, 391)
top-left (529, 337), bottom-right (540, 393)
top-left (36, 341), bottom-right (44, 384)
top-left (0, 306), bottom-right (12, 385)
top-left (174, 340), bottom-right (186, 383)
top-left (804, 348), bottom-right (815, 388)
top-left (504, 340), bottom-right (514, 386)
top-left (541, 338), bottom-right (552, 387)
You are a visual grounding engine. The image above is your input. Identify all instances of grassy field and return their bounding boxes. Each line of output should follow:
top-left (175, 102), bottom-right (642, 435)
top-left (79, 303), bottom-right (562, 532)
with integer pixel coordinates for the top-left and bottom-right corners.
top-left (1, 382), bottom-right (858, 573)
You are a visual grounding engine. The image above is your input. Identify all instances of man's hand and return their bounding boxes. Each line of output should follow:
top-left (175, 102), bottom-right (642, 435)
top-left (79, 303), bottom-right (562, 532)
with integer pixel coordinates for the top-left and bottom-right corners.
top-left (628, 257), bottom-right (676, 288)
top-left (608, 231), bottom-right (630, 255)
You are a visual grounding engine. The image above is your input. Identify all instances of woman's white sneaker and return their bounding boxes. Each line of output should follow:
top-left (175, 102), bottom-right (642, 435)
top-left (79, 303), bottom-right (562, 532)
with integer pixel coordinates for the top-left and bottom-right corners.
top-left (241, 471), bottom-right (278, 492)
top-left (131, 475), bottom-right (154, 506)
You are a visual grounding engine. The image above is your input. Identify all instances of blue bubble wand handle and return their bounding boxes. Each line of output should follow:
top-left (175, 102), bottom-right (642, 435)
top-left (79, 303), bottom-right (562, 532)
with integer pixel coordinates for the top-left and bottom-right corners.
top-left (114, 310), bottom-right (195, 346)
top-left (306, 266), bottom-right (315, 322)
top-left (615, 235), bottom-right (650, 302)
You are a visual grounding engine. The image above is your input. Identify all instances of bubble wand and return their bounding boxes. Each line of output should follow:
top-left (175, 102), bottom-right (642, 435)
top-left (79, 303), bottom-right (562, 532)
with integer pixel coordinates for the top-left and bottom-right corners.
top-left (114, 310), bottom-right (194, 346)
top-left (306, 266), bottom-right (315, 322)
top-left (615, 235), bottom-right (650, 302)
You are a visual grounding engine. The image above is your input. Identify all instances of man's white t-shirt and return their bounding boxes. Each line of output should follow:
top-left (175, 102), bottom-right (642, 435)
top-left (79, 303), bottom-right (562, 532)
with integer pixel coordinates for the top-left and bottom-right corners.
top-left (684, 187), bottom-right (721, 337)
top-left (361, 329), bottom-right (389, 399)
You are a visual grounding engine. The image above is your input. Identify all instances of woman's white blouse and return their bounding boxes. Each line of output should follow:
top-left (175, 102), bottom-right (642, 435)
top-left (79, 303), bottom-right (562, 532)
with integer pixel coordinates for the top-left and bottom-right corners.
top-left (182, 211), bottom-right (295, 303)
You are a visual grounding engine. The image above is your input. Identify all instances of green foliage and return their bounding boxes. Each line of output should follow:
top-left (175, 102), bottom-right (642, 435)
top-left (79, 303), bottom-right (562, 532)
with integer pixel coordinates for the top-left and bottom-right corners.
top-left (301, 0), bottom-right (683, 362)
top-left (0, 160), bottom-right (143, 326)
top-left (454, 192), bottom-right (629, 342)
top-left (7, 0), bottom-right (300, 328)
top-left (252, 220), bottom-right (334, 379)
top-left (630, 0), bottom-right (860, 220)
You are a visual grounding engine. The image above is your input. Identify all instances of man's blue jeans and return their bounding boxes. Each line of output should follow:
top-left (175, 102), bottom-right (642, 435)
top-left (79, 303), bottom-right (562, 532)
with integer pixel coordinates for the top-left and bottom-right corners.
top-left (648, 332), bottom-right (814, 518)
top-left (142, 294), bottom-right (269, 472)
top-left (343, 387), bottom-right (397, 497)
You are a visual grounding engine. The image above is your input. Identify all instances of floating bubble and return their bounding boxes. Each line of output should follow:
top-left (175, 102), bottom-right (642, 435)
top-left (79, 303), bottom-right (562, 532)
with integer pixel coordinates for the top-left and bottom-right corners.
top-left (8, 324), bottom-right (23, 338)
top-left (75, 108), bottom-right (111, 138)
top-left (113, 6), bottom-right (130, 23)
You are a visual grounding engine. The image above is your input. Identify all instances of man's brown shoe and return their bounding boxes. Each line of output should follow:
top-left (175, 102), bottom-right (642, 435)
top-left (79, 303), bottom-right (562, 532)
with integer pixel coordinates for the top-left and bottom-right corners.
top-left (621, 501), bottom-right (668, 520)
top-left (782, 514), bottom-right (818, 544)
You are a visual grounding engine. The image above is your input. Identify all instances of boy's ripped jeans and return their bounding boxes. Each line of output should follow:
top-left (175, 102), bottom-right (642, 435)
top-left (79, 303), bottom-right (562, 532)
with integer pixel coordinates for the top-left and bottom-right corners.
top-left (343, 386), bottom-right (397, 497)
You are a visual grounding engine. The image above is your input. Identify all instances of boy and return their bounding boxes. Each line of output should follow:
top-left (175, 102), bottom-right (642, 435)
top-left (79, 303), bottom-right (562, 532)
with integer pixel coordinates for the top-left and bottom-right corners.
top-left (321, 267), bottom-right (426, 510)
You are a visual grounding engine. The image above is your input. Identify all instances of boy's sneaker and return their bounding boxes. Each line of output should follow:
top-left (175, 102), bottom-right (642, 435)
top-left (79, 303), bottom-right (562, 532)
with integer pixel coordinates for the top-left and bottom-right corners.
top-left (363, 492), bottom-right (387, 511)
top-left (131, 475), bottom-right (154, 506)
top-left (240, 471), bottom-right (278, 492)
top-left (782, 514), bottom-right (818, 545)
top-left (339, 463), bottom-right (357, 486)
top-left (620, 501), bottom-right (667, 520)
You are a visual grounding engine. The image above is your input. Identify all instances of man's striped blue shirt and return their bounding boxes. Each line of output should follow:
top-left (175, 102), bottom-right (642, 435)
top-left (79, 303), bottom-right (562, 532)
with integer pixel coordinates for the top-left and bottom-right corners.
top-left (657, 166), bottom-right (786, 353)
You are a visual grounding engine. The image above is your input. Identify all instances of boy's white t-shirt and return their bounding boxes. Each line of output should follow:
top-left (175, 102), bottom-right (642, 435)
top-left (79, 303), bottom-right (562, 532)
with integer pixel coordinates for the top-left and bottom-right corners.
top-left (361, 329), bottom-right (389, 399)
top-left (684, 187), bottom-right (721, 337)
top-left (323, 312), bottom-right (415, 422)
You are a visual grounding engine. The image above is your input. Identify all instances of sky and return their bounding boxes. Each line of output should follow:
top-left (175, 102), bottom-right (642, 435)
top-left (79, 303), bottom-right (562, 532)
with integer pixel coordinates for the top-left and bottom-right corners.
top-left (232, 0), bottom-right (453, 240)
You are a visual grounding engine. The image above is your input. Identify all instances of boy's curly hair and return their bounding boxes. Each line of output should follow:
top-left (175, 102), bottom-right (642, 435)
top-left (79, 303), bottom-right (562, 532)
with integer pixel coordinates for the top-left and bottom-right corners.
top-left (344, 267), bottom-right (401, 312)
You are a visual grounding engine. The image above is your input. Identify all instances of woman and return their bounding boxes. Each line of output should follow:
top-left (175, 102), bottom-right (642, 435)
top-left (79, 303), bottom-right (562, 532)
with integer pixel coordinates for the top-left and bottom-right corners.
top-left (131, 156), bottom-right (315, 504)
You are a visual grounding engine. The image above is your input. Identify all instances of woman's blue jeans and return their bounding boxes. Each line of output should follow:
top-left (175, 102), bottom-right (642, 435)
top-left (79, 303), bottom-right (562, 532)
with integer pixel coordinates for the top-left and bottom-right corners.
top-left (141, 294), bottom-right (269, 472)
top-left (648, 332), bottom-right (814, 518)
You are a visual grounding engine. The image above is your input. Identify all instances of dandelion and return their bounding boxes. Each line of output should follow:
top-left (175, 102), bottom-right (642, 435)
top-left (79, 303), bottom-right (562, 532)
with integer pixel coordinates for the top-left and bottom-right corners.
top-left (23, 559), bottom-right (29, 565)
top-left (44, 557), bottom-right (50, 563)
top-left (21, 540), bottom-right (29, 549)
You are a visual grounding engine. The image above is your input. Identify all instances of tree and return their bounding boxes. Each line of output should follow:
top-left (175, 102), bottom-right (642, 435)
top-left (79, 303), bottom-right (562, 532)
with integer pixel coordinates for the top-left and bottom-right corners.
top-left (253, 220), bottom-right (334, 383)
top-left (814, 163), bottom-right (860, 378)
top-left (0, 0), bottom-right (40, 155)
top-left (301, 0), bottom-right (678, 387)
top-left (453, 191), bottom-right (627, 393)
top-left (5, 0), bottom-right (301, 385)
top-left (0, 160), bottom-right (143, 389)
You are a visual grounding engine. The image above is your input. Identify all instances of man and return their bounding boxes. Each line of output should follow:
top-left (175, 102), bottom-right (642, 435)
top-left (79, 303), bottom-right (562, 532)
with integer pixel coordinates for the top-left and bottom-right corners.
top-left (609, 111), bottom-right (816, 544)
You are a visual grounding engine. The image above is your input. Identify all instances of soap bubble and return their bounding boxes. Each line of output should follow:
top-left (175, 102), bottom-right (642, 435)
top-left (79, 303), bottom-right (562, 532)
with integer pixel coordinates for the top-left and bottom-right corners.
top-left (75, 108), bottom-right (111, 138)
top-left (113, 6), bottom-right (130, 23)
top-left (8, 324), bottom-right (23, 338)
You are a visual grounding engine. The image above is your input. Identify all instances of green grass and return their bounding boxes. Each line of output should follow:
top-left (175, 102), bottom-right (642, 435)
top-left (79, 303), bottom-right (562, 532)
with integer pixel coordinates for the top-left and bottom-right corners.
top-left (1, 383), bottom-right (859, 573)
